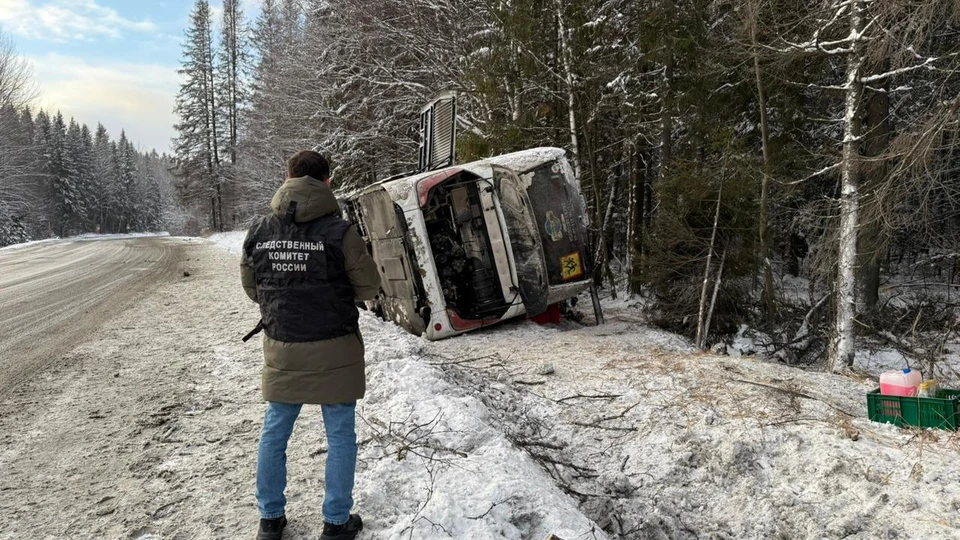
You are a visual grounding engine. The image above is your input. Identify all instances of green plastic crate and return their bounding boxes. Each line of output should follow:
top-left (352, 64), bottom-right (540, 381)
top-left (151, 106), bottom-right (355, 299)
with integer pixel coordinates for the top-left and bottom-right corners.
top-left (866, 389), bottom-right (960, 430)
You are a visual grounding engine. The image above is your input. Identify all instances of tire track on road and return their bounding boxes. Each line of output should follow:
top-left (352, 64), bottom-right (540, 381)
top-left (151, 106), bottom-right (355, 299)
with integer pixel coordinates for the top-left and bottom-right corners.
top-left (0, 237), bottom-right (185, 396)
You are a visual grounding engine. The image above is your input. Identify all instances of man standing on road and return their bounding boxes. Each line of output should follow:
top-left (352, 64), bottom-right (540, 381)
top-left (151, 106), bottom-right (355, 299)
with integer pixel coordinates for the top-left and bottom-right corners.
top-left (241, 150), bottom-right (381, 540)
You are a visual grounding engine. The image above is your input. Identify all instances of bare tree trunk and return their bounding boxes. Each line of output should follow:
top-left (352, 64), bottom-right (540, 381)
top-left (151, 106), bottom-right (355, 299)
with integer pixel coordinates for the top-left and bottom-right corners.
top-left (629, 144), bottom-right (645, 294)
top-left (210, 196), bottom-right (218, 230)
top-left (228, 1), bottom-right (239, 165)
top-left (703, 249), bottom-right (727, 348)
top-left (601, 173), bottom-right (618, 299)
top-left (629, 147), bottom-right (649, 294)
top-left (828, 0), bottom-right (866, 373)
top-left (215, 183), bottom-right (224, 232)
top-left (859, 66), bottom-right (890, 311)
top-left (697, 180), bottom-right (724, 349)
top-left (205, 18), bottom-right (222, 232)
top-left (660, 55), bottom-right (674, 181)
top-left (751, 20), bottom-right (776, 322)
top-left (625, 139), bottom-right (634, 272)
top-left (554, 0), bottom-right (581, 181)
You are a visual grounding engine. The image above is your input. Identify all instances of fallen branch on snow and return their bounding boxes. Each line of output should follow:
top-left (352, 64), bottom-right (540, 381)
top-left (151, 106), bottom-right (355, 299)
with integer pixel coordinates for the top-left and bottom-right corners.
top-left (728, 378), bottom-right (856, 417)
top-left (556, 393), bottom-right (622, 403)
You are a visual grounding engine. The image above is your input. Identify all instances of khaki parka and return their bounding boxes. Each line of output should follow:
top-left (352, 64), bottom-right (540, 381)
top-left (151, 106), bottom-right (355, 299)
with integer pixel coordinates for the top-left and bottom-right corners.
top-left (241, 176), bottom-right (381, 404)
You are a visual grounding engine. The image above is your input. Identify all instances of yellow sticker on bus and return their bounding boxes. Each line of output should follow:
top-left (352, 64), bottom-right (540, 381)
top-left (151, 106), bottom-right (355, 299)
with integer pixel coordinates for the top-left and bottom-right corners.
top-left (560, 252), bottom-right (584, 281)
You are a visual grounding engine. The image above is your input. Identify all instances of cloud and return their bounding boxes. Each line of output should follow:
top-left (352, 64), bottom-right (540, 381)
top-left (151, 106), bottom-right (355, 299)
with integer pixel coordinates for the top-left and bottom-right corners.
top-left (210, 0), bottom-right (263, 26)
top-left (0, 0), bottom-right (158, 41)
top-left (240, 0), bottom-right (263, 13)
top-left (27, 53), bottom-right (178, 153)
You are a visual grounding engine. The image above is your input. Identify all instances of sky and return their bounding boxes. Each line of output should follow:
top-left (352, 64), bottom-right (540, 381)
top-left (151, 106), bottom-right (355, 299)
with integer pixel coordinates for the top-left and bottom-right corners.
top-left (0, 0), bottom-right (260, 154)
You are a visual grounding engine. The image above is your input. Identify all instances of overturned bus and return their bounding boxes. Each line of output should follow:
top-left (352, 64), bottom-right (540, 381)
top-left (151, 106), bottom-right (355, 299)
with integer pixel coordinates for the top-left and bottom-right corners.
top-left (342, 147), bottom-right (595, 340)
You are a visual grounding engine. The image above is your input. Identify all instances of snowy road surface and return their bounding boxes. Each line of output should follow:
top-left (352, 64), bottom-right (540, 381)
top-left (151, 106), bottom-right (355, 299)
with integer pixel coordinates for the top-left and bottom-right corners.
top-left (0, 237), bottom-right (185, 395)
top-left (1, 236), bottom-right (959, 539)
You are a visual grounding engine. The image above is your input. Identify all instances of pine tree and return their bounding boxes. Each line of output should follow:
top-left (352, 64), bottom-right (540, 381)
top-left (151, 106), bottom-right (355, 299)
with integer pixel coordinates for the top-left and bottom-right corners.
top-left (0, 103), bottom-right (32, 242)
top-left (174, 0), bottom-right (223, 231)
top-left (116, 130), bottom-right (138, 232)
top-left (49, 112), bottom-right (83, 236)
top-left (78, 124), bottom-right (95, 230)
top-left (62, 118), bottom-right (90, 233)
top-left (91, 123), bottom-right (112, 232)
top-left (217, 0), bottom-right (248, 166)
top-left (1, 31), bottom-right (180, 244)
top-left (247, 0), bottom-right (291, 160)
top-left (108, 139), bottom-right (122, 231)
top-left (138, 152), bottom-right (163, 231)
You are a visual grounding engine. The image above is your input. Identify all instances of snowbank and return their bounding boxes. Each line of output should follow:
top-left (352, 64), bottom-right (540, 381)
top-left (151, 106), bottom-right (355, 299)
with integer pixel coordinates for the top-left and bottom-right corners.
top-left (354, 314), bottom-right (606, 539)
top-left (208, 231), bottom-right (247, 256)
top-left (426, 314), bottom-right (960, 538)
top-left (0, 237), bottom-right (60, 252)
top-left (72, 232), bottom-right (171, 241)
top-left (0, 232), bottom-right (171, 253)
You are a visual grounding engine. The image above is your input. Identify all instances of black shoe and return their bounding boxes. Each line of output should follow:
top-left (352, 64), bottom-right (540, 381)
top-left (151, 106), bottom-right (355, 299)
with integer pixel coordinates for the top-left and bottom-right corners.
top-left (320, 514), bottom-right (363, 540)
top-left (256, 516), bottom-right (287, 540)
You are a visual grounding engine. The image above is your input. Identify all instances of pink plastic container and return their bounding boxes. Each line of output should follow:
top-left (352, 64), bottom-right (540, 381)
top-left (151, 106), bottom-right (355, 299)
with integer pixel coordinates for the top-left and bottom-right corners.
top-left (879, 368), bottom-right (922, 397)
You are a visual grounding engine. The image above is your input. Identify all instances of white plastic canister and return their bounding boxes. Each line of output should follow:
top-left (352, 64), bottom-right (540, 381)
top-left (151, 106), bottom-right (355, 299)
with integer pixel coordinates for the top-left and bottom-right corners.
top-left (879, 368), bottom-right (922, 397)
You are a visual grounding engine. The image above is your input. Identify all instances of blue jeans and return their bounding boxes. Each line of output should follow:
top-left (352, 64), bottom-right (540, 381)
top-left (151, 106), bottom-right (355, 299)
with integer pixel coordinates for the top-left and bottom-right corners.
top-left (256, 401), bottom-right (358, 525)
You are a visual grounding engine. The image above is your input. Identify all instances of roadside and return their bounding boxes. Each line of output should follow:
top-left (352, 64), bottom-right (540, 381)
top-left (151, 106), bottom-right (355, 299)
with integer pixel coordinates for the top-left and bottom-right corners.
top-left (0, 240), bottom-right (602, 540)
top-left (0, 235), bottom-right (193, 395)
top-left (427, 306), bottom-right (960, 538)
top-left (0, 232), bottom-right (174, 253)
top-left (2, 236), bottom-right (958, 539)
top-left (211, 232), bottom-right (960, 538)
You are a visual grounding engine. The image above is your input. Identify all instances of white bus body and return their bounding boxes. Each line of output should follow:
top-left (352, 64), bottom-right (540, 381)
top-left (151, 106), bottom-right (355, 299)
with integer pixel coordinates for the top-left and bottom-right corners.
top-left (343, 147), bottom-right (592, 340)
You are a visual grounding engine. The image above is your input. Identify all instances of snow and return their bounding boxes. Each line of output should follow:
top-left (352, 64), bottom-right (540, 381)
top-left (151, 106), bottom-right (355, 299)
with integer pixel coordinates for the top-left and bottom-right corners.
top-left (6, 236), bottom-right (960, 538)
top-left (779, 273), bottom-right (814, 305)
top-left (468, 46), bottom-right (491, 59)
top-left (73, 232), bottom-right (171, 241)
top-left (772, 270), bottom-right (960, 386)
top-left (0, 237), bottom-right (60, 252)
top-left (208, 230), bottom-right (247, 256)
top-left (856, 348), bottom-right (911, 374)
top-left (482, 147), bottom-right (567, 177)
top-left (425, 313), bottom-right (960, 538)
top-left (207, 228), bottom-right (960, 536)
top-left (728, 324), bottom-right (775, 357)
top-left (0, 232), bottom-right (171, 252)
top-left (204, 231), bottom-right (606, 537)
top-left (354, 318), bottom-right (606, 539)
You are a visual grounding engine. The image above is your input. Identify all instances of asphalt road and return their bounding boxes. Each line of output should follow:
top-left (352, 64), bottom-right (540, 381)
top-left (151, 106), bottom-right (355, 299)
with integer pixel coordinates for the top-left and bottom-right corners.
top-left (0, 237), bottom-right (184, 395)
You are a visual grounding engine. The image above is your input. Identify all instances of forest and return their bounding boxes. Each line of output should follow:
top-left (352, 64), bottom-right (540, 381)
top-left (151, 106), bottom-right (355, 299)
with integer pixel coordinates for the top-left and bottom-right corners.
top-left (117, 0), bottom-right (960, 370)
top-left (0, 35), bottom-right (180, 246)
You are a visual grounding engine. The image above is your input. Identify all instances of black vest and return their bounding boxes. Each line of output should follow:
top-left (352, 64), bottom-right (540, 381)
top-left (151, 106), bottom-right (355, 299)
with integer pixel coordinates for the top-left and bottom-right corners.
top-left (245, 211), bottom-right (358, 342)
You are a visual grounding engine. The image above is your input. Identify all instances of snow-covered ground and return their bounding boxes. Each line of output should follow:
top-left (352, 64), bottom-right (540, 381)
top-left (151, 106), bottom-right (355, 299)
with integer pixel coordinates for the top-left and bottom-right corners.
top-left (0, 238), bottom-right (601, 540)
top-left (208, 230), bottom-right (603, 538)
top-left (208, 231), bottom-right (247, 256)
top-left (0, 232), bottom-right (172, 253)
top-left (2, 234), bottom-right (959, 539)
top-left (207, 232), bottom-right (960, 539)
top-left (721, 268), bottom-right (960, 387)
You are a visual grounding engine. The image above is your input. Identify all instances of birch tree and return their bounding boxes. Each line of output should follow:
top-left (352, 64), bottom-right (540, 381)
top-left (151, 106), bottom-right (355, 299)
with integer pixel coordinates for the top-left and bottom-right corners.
top-left (0, 32), bottom-right (38, 240)
top-left (0, 33), bottom-right (34, 110)
top-left (778, 0), bottom-right (960, 371)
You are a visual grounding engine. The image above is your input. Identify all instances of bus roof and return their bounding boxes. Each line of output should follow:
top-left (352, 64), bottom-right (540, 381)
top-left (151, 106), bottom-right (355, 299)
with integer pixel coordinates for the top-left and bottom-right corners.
top-left (345, 147), bottom-right (568, 198)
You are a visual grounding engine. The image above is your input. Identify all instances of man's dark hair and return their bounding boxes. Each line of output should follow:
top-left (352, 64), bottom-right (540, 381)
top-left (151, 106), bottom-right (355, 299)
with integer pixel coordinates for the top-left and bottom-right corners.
top-left (287, 150), bottom-right (330, 181)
